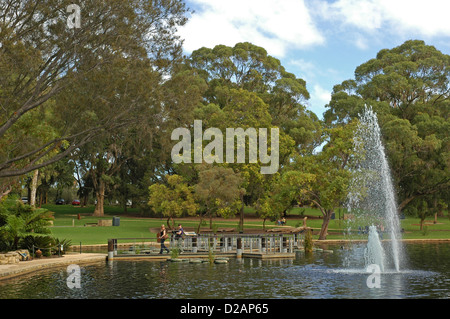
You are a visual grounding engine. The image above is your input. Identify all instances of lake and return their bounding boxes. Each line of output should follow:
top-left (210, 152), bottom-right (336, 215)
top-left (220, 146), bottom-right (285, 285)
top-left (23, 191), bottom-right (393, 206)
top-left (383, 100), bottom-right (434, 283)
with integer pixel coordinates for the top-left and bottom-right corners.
top-left (0, 242), bottom-right (448, 299)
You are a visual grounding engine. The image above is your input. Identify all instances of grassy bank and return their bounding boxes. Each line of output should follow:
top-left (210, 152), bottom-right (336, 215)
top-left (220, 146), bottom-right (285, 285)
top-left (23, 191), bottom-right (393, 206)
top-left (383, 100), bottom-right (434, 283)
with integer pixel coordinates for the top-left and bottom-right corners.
top-left (44, 204), bottom-right (450, 246)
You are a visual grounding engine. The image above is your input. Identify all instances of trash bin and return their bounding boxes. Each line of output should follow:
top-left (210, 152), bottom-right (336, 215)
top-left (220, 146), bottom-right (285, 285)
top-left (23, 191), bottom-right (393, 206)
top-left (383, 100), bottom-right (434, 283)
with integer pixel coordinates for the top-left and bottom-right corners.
top-left (112, 217), bottom-right (120, 226)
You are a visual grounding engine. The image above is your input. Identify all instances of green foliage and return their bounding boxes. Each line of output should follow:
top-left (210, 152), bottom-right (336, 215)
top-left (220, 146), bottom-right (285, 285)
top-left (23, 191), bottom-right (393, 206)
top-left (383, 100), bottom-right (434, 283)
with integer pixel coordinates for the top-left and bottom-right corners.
top-left (0, 196), bottom-right (53, 251)
top-left (22, 235), bottom-right (71, 257)
top-left (208, 241), bottom-right (216, 264)
top-left (0, 0), bottom-right (190, 181)
top-left (170, 247), bottom-right (180, 259)
top-left (22, 236), bottom-right (54, 257)
top-left (148, 174), bottom-right (198, 227)
top-left (278, 123), bottom-right (355, 239)
top-left (304, 229), bottom-right (313, 253)
top-left (324, 40), bottom-right (449, 214)
top-left (53, 237), bottom-right (73, 255)
top-left (195, 166), bottom-right (243, 228)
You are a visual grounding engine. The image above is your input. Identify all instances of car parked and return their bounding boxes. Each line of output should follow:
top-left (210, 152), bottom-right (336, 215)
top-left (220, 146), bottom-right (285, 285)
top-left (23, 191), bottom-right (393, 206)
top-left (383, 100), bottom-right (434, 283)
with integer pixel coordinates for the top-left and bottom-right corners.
top-left (21, 197), bottom-right (28, 204)
top-left (72, 199), bottom-right (81, 205)
top-left (56, 199), bottom-right (65, 205)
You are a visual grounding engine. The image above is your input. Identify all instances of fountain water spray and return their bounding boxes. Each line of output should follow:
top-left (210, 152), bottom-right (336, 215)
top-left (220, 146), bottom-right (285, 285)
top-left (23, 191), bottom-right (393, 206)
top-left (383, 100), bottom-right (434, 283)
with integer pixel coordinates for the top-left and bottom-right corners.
top-left (347, 106), bottom-right (403, 272)
top-left (364, 225), bottom-right (385, 272)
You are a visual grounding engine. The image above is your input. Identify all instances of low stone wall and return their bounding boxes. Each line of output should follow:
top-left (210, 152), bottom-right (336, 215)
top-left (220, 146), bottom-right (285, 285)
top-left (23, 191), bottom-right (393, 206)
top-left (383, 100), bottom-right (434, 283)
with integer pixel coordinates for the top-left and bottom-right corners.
top-left (0, 250), bottom-right (30, 265)
top-left (98, 219), bottom-right (112, 226)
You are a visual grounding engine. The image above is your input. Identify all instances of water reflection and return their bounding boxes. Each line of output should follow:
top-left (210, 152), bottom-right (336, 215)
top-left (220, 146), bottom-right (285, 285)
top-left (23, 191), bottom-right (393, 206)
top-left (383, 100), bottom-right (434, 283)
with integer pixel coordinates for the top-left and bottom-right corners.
top-left (0, 243), bottom-right (448, 299)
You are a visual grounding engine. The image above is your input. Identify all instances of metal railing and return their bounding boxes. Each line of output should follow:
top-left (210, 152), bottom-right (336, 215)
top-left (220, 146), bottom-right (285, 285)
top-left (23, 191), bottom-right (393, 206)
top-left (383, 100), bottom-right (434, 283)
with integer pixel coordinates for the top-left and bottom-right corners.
top-left (108, 233), bottom-right (305, 257)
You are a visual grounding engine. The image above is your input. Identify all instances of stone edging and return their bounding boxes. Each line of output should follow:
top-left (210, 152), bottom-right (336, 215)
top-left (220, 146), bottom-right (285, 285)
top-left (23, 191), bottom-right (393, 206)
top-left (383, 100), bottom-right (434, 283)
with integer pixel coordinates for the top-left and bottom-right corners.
top-left (0, 253), bottom-right (107, 281)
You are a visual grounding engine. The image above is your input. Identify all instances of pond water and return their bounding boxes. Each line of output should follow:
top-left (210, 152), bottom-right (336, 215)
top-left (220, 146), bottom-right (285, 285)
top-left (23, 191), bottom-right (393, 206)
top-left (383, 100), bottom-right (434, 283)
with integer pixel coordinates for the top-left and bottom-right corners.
top-left (0, 242), bottom-right (448, 299)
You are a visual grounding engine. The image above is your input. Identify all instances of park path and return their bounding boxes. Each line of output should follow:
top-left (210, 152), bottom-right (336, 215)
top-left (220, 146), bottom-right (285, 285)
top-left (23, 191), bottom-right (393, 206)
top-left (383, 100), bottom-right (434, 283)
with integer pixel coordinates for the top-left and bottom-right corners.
top-left (0, 253), bottom-right (106, 280)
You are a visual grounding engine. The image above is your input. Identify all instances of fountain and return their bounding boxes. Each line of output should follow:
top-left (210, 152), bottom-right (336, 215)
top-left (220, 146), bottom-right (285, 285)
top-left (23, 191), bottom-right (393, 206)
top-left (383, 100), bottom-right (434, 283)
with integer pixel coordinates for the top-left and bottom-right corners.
top-left (364, 225), bottom-right (385, 272)
top-left (347, 105), bottom-right (404, 272)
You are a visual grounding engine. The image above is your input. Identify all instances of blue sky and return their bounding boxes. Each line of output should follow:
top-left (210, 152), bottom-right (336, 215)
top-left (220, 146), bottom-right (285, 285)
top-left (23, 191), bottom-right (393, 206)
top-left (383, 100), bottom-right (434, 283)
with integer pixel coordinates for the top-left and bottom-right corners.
top-left (177, 0), bottom-right (450, 119)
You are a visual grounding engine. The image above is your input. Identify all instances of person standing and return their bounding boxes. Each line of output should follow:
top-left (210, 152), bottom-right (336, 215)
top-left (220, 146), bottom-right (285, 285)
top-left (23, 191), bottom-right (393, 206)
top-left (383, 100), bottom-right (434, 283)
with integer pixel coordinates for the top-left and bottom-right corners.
top-left (175, 224), bottom-right (184, 253)
top-left (159, 224), bottom-right (170, 254)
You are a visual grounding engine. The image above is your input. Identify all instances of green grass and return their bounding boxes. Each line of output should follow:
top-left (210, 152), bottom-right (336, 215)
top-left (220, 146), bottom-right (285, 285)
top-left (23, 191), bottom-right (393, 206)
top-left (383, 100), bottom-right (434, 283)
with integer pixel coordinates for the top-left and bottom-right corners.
top-left (44, 204), bottom-right (450, 246)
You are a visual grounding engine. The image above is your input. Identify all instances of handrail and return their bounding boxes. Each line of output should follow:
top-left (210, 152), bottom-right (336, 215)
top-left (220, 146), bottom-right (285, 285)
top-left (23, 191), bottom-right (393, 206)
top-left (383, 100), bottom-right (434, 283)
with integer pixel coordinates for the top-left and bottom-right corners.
top-left (107, 232), bottom-right (305, 257)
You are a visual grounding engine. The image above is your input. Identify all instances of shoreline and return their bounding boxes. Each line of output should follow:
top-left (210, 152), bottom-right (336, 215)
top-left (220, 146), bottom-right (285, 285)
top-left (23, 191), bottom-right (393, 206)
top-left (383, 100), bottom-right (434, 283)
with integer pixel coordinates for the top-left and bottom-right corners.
top-left (0, 253), bottom-right (106, 281)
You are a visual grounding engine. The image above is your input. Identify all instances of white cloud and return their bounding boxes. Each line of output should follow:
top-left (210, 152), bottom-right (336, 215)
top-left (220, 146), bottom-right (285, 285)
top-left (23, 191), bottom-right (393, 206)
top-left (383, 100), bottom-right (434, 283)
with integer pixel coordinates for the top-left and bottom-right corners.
top-left (312, 84), bottom-right (331, 105)
top-left (318, 0), bottom-right (450, 37)
top-left (178, 0), bottom-right (325, 57)
top-left (305, 83), bottom-right (331, 117)
top-left (288, 58), bottom-right (318, 79)
top-left (377, 0), bottom-right (450, 37)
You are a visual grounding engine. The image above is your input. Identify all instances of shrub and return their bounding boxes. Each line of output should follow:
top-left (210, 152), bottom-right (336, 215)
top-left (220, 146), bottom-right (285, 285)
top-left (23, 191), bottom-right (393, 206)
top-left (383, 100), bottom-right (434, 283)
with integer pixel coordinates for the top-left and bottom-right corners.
top-left (304, 228), bottom-right (313, 253)
top-left (23, 235), bottom-right (54, 257)
top-left (0, 196), bottom-right (53, 251)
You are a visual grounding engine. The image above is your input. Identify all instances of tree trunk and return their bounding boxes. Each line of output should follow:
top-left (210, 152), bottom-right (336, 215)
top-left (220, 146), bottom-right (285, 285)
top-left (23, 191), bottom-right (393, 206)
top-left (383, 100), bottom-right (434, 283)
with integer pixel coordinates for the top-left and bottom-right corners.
top-left (82, 194), bottom-right (88, 207)
top-left (239, 192), bottom-right (244, 231)
top-left (123, 199), bottom-right (128, 214)
top-left (30, 169), bottom-right (39, 207)
top-left (196, 216), bottom-right (204, 234)
top-left (165, 216), bottom-right (175, 230)
top-left (319, 209), bottom-right (333, 240)
top-left (92, 179), bottom-right (105, 216)
top-left (209, 211), bottom-right (213, 229)
top-left (433, 197), bottom-right (438, 223)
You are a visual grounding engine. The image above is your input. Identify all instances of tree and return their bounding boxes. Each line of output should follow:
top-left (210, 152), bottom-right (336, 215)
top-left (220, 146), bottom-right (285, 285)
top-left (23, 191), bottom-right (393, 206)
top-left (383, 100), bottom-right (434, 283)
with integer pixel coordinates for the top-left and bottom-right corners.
top-left (148, 175), bottom-right (198, 229)
top-left (285, 124), bottom-right (355, 240)
top-left (187, 43), bottom-right (314, 228)
top-left (324, 40), bottom-right (449, 214)
top-left (189, 42), bottom-right (321, 152)
top-left (195, 166), bottom-right (243, 230)
top-left (0, 0), bottom-right (190, 190)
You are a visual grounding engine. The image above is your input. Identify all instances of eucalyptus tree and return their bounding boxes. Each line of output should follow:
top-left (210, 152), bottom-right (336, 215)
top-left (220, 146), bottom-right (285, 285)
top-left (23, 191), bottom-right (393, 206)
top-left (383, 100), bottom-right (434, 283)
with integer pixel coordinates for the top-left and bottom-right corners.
top-left (0, 0), bottom-right (190, 197)
top-left (190, 42), bottom-right (321, 152)
top-left (183, 42), bottom-right (320, 228)
top-left (324, 40), bottom-right (449, 214)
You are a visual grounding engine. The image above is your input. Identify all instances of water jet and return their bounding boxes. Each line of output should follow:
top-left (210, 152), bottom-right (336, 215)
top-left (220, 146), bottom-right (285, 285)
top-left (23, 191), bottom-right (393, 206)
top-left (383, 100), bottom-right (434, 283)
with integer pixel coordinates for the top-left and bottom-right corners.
top-left (347, 106), bottom-right (404, 272)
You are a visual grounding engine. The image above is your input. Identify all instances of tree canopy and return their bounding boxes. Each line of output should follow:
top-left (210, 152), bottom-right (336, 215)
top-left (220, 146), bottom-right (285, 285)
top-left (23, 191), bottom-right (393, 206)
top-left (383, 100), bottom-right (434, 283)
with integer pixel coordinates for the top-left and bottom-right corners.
top-left (0, 0), bottom-right (190, 181)
top-left (324, 40), bottom-right (449, 215)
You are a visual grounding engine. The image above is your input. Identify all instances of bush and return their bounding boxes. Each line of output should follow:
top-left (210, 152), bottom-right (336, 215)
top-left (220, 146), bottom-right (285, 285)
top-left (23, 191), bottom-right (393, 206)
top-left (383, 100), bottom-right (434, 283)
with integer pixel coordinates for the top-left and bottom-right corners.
top-left (23, 236), bottom-right (54, 257)
top-left (22, 236), bottom-right (71, 256)
top-left (304, 228), bottom-right (313, 253)
top-left (53, 238), bottom-right (72, 255)
top-left (0, 196), bottom-right (53, 251)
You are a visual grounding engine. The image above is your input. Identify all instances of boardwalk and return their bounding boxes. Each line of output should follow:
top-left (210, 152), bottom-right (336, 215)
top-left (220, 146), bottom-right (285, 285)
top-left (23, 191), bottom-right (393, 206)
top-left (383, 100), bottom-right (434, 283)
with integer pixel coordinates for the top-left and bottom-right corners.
top-left (107, 233), bottom-right (303, 261)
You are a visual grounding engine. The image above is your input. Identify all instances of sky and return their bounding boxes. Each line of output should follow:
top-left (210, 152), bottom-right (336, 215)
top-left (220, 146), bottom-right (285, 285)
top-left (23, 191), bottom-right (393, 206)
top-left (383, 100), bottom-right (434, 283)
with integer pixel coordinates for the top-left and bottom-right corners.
top-left (177, 0), bottom-right (450, 119)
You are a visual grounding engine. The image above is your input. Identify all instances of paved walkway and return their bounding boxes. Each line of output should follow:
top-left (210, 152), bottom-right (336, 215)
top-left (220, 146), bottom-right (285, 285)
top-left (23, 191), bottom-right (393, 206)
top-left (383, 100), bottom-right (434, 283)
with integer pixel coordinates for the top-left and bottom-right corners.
top-left (0, 253), bottom-right (107, 280)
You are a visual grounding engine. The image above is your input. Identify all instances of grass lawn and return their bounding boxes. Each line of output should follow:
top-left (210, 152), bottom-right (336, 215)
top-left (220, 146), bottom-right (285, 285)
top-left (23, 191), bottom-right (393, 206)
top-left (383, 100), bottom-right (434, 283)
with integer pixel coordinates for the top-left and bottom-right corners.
top-left (44, 204), bottom-right (450, 246)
